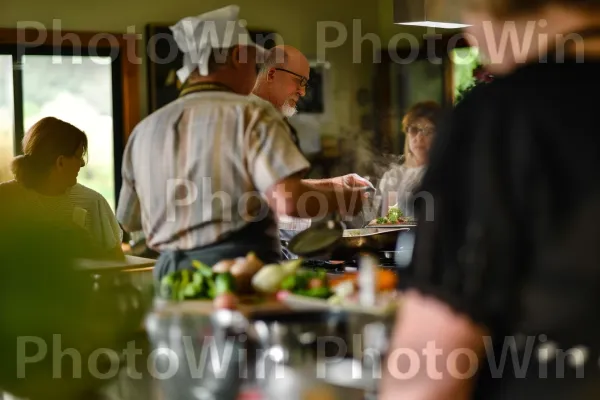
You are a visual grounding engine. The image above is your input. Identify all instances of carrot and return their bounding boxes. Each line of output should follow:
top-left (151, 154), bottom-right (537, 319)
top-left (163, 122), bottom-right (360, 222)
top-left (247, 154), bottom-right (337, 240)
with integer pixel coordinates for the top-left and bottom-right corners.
top-left (328, 269), bottom-right (398, 291)
top-left (376, 269), bottom-right (398, 291)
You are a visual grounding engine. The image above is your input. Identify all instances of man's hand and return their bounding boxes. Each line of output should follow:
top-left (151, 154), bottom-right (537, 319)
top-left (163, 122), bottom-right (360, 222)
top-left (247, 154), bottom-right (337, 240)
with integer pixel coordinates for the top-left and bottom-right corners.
top-left (332, 173), bottom-right (375, 190)
top-left (333, 174), bottom-right (374, 217)
top-left (267, 174), bottom-right (371, 219)
top-left (339, 186), bottom-right (368, 217)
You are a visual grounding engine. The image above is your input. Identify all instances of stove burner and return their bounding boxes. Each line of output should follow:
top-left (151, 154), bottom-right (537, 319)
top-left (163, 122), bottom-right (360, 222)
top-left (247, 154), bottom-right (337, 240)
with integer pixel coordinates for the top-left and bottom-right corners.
top-left (301, 252), bottom-right (397, 274)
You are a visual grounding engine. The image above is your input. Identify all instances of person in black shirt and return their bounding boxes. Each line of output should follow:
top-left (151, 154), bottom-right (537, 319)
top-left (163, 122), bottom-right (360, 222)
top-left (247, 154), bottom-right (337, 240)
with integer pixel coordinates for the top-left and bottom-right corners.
top-left (380, 1), bottom-right (600, 399)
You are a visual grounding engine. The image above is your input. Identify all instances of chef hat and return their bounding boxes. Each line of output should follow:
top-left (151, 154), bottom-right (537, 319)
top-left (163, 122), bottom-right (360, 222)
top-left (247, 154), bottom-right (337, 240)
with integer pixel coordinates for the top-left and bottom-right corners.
top-left (170, 5), bottom-right (266, 82)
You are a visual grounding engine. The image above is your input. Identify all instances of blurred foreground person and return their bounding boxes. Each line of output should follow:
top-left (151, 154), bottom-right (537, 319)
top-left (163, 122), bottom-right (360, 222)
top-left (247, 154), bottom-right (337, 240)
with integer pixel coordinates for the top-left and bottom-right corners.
top-left (0, 207), bottom-right (140, 399)
top-left (0, 117), bottom-right (123, 259)
top-left (381, 0), bottom-right (600, 399)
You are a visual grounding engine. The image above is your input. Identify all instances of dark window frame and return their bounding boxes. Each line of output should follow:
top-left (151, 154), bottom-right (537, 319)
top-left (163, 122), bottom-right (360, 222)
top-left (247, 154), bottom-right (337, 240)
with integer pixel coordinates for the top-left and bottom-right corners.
top-left (0, 28), bottom-right (141, 208)
top-left (372, 33), bottom-right (471, 158)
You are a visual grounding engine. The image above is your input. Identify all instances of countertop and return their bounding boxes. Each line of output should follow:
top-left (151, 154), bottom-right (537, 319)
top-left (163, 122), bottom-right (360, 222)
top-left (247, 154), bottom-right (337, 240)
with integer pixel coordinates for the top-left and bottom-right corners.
top-left (75, 255), bottom-right (156, 273)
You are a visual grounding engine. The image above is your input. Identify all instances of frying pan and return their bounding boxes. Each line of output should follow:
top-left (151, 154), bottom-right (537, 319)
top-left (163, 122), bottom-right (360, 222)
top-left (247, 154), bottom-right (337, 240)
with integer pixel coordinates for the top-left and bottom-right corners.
top-left (288, 220), bottom-right (411, 260)
top-left (331, 227), bottom-right (411, 260)
top-left (287, 185), bottom-right (412, 260)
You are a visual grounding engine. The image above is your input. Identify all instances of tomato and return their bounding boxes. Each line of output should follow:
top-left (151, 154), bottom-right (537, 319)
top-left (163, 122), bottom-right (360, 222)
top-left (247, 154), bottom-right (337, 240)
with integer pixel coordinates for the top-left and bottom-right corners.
top-left (308, 278), bottom-right (324, 289)
top-left (276, 290), bottom-right (290, 301)
top-left (213, 293), bottom-right (238, 309)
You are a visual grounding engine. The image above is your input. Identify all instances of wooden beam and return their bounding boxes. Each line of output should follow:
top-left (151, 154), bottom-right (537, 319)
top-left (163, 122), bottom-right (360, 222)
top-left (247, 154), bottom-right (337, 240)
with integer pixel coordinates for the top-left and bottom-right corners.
top-left (121, 50), bottom-right (141, 142)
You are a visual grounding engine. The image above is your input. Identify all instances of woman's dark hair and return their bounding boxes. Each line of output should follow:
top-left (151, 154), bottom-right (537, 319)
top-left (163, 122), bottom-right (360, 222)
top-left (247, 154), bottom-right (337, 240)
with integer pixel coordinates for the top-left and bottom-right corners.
top-left (402, 101), bottom-right (443, 133)
top-left (11, 117), bottom-right (88, 189)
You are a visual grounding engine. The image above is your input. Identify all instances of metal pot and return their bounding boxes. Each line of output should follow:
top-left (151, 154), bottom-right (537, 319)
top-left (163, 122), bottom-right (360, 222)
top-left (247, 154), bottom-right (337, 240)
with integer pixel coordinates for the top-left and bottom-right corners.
top-left (248, 309), bottom-right (350, 367)
top-left (144, 310), bottom-right (248, 400)
top-left (144, 306), bottom-right (396, 399)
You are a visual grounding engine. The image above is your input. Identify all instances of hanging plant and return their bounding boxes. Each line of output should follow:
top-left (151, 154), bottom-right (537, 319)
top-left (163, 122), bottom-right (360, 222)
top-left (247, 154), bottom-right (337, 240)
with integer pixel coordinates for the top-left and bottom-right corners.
top-left (455, 64), bottom-right (495, 105)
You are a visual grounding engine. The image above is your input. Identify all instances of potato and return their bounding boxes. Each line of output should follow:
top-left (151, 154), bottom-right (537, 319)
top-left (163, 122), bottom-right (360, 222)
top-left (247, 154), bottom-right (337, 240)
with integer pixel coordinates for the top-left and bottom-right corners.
top-left (231, 252), bottom-right (263, 276)
top-left (229, 257), bottom-right (249, 276)
top-left (212, 259), bottom-right (235, 273)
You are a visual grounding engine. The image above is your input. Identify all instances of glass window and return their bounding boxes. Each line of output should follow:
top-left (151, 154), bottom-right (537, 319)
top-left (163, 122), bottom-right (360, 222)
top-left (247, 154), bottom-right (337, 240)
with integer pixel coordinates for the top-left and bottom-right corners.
top-left (22, 55), bottom-right (116, 210)
top-left (0, 56), bottom-right (14, 182)
top-left (451, 47), bottom-right (482, 102)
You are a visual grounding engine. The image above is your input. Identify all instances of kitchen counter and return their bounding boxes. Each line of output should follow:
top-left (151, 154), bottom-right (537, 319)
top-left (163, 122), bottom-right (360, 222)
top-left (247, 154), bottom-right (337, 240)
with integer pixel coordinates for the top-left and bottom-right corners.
top-left (0, 258), bottom-right (392, 400)
top-left (76, 255), bottom-right (156, 273)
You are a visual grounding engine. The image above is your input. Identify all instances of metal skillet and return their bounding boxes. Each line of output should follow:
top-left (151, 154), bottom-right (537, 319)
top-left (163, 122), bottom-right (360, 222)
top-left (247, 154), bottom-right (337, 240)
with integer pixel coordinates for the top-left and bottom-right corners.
top-left (287, 215), bottom-right (411, 261)
top-left (287, 186), bottom-right (415, 260)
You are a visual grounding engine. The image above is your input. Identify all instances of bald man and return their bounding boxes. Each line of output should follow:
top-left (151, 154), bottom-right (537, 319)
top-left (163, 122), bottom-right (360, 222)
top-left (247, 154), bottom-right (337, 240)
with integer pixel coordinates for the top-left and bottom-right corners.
top-left (250, 46), bottom-right (312, 254)
top-left (252, 45), bottom-right (309, 119)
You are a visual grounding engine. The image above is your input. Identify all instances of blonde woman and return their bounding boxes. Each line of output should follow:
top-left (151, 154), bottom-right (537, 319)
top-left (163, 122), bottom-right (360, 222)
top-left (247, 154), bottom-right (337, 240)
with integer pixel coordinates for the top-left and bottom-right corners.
top-left (377, 101), bottom-right (442, 219)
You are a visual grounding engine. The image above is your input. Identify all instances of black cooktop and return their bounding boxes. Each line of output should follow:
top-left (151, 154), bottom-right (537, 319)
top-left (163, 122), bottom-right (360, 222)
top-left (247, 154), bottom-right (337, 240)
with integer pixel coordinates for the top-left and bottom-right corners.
top-left (301, 252), bottom-right (398, 274)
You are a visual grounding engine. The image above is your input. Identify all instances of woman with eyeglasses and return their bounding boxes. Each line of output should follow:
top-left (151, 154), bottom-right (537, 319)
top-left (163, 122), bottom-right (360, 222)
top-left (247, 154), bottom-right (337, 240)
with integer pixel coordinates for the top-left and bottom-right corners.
top-left (0, 117), bottom-right (124, 260)
top-left (377, 100), bottom-right (442, 219)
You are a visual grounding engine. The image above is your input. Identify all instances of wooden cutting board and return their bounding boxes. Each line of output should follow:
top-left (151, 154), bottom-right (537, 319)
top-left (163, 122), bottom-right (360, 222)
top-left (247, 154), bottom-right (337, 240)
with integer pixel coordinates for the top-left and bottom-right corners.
top-left (153, 295), bottom-right (290, 317)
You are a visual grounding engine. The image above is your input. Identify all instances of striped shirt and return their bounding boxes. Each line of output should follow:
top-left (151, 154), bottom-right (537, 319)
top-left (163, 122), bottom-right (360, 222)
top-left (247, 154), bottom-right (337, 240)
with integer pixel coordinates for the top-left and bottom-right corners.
top-left (247, 93), bottom-right (312, 232)
top-left (0, 180), bottom-right (123, 251)
top-left (117, 89), bottom-right (310, 252)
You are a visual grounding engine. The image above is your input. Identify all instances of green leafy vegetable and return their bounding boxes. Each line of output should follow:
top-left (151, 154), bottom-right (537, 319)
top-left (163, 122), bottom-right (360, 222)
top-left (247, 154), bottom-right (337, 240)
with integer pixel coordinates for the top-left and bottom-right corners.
top-left (377, 204), bottom-right (405, 224)
top-left (206, 278), bottom-right (216, 299)
top-left (159, 270), bottom-right (185, 300)
top-left (215, 272), bottom-right (236, 296)
top-left (192, 260), bottom-right (214, 278)
top-left (284, 269), bottom-right (332, 299)
top-left (181, 281), bottom-right (202, 299)
top-left (295, 286), bottom-right (332, 299)
top-left (158, 262), bottom-right (236, 301)
top-left (280, 275), bottom-right (298, 291)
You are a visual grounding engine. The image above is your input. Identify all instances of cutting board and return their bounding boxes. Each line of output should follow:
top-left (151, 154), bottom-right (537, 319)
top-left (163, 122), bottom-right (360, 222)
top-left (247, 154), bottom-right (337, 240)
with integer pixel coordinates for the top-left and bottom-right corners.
top-left (153, 295), bottom-right (290, 317)
top-left (76, 255), bottom-right (156, 272)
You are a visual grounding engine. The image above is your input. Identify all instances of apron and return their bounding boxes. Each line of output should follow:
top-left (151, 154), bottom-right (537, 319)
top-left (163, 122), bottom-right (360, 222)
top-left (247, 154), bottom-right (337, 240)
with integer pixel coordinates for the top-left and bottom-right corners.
top-left (154, 82), bottom-right (282, 281)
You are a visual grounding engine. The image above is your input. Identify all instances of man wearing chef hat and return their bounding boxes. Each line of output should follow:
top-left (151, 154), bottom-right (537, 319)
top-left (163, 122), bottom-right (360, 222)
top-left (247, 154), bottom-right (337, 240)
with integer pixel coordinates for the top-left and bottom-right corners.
top-left (116, 5), bottom-right (370, 281)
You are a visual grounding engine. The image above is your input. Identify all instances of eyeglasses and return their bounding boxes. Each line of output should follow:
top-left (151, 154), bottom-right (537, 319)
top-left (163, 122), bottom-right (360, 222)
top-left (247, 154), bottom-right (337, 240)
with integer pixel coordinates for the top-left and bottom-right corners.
top-left (274, 68), bottom-right (309, 89)
top-left (407, 125), bottom-right (436, 137)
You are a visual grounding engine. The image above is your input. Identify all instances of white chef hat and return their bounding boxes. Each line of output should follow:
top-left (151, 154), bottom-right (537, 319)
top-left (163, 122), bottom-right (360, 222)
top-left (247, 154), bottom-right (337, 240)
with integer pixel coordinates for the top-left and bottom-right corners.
top-left (170, 5), bottom-right (267, 82)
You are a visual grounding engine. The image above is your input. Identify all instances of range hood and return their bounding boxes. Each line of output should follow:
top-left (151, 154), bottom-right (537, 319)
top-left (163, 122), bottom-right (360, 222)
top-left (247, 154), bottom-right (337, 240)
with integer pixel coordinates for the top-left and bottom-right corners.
top-left (393, 0), bottom-right (470, 29)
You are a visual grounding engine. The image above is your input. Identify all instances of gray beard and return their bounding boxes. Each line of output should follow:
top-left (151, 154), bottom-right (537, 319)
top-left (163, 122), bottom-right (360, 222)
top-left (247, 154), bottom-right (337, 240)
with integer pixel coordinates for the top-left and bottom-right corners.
top-left (281, 102), bottom-right (297, 118)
